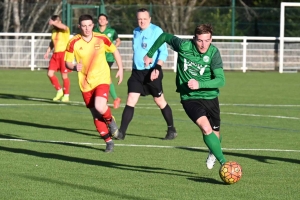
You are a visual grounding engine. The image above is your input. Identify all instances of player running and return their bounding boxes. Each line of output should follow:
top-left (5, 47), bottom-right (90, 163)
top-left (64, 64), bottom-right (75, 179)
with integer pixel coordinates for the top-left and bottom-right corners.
top-left (144, 24), bottom-right (227, 169)
top-left (64, 14), bottom-right (123, 152)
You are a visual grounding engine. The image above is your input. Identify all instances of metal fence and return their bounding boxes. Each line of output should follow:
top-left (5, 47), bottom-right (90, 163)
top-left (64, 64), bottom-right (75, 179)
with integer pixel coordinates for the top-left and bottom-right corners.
top-left (1, 33), bottom-right (300, 73)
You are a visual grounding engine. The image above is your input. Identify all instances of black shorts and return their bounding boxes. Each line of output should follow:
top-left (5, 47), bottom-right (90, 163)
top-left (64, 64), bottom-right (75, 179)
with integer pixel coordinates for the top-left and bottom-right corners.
top-left (107, 62), bottom-right (114, 69)
top-left (127, 68), bottom-right (164, 97)
top-left (181, 98), bottom-right (221, 131)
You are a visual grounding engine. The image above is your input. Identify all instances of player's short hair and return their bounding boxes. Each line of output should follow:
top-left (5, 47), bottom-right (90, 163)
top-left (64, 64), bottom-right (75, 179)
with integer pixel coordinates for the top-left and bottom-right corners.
top-left (194, 24), bottom-right (213, 36)
top-left (98, 13), bottom-right (108, 20)
top-left (137, 8), bottom-right (151, 16)
top-left (78, 14), bottom-right (93, 25)
top-left (51, 15), bottom-right (60, 21)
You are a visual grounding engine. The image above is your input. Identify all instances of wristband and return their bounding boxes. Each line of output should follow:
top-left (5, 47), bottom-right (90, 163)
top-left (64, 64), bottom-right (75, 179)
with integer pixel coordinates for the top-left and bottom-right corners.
top-left (154, 64), bottom-right (162, 70)
top-left (73, 65), bottom-right (77, 71)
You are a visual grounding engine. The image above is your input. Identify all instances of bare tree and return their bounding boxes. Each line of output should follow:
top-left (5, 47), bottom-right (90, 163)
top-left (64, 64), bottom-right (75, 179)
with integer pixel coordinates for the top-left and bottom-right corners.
top-left (23, 0), bottom-right (50, 33)
top-left (238, 0), bottom-right (258, 21)
top-left (12, 0), bottom-right (20, 38)
top-left (3, 0), bottom-right (12, 35)
top-left (150, 0), bottom-right (206, 35)
top-left (40, 1), bottom-right (63, 34)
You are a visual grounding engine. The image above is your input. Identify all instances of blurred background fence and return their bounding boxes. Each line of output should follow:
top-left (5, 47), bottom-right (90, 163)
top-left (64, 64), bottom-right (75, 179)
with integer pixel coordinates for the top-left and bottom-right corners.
top-left (1, 1), bottom-right (300, 73)
top-left (1, 33), bottom-right (300, 73)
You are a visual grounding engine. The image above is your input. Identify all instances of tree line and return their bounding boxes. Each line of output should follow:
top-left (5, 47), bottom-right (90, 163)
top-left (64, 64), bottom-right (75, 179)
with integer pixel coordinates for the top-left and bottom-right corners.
top-left (1, 0), bottom-right (300, 37)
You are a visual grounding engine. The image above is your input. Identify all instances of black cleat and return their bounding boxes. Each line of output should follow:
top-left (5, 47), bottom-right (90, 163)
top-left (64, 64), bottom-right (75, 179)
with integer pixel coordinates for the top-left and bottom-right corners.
top-left (114, 130), bottom-right (125, 140)
top-left (105, 141), bottom-right (114, 153)
top-left (108, 116), bottom-right (119, 138)
top-left (164, 128), bottom-right (178, 140)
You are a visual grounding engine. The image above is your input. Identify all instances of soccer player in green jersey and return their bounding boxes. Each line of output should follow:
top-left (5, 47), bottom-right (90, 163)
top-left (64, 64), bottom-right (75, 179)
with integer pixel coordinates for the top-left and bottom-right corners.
top-left (144, 24), bottom-right (226, 169)
top-left (94, 13), bottom-right (122, 109)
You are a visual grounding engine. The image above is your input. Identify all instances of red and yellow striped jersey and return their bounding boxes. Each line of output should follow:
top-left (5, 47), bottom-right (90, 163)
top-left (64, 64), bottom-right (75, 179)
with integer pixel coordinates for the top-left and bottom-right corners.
top-left (65, 32), bottom-right (116, 92)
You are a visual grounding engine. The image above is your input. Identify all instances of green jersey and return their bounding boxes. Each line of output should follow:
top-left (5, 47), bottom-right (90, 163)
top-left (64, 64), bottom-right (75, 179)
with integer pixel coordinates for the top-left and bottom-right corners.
top-left (94, 26), bottom-right (119, 62)
top-left (147, 33), bottom-right (225, 100)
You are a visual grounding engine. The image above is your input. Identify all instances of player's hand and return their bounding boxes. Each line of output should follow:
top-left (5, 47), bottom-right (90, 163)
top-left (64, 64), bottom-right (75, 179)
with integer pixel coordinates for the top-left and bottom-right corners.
top-left (43, 53), bottom-right (49, 60)
top-left (143, 55), bottom-right (153, 68)
top-left (187, 79), bottom-right (199, 90)
top-left (150, 69), bottom-right (159, 81)
top-left (76, 60), bottom-right (83, 71)
top-left (116, 69), bottom-right (123, 85)
top-left (48, 19), bottom-right (54, 26)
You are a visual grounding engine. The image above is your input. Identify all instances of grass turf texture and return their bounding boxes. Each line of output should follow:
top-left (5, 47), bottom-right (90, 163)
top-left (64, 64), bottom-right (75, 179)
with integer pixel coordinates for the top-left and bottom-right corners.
top-left (0, 69), bottom-right (299, 200)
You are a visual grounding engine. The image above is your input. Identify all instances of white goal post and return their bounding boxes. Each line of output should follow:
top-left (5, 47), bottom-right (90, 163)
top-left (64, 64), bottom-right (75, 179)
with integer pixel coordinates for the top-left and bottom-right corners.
top-left (280, 2), bottom-right (300, 73)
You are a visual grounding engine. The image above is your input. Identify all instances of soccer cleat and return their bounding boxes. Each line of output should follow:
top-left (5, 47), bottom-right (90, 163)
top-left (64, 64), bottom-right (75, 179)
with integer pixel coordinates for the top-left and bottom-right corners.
top-left (108, 116), bottom-right (120, 138)
top-left (163, 127), bottom-right (178, 140)
top-left (114, 130), bottom-right (125, 140)
top-left (105, 141), bottom-right (114, 153)
top-left (113, 97), bottom-right (121, 109)
top-left (53, 90), bottom-right (63, 101)
top-left (206, 151), bottom-right (216, 169)
top-left (61, 95), bottom-right (69, 102)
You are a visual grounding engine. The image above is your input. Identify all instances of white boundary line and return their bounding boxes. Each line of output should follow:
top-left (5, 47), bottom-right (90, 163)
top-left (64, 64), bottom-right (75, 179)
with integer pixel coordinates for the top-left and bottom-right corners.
top-left (1, 101), bottom-right (300, 120)
top-left (0, 138), bottom-right (299, 153)
top-left (1, 97), bottom-right (300, 107)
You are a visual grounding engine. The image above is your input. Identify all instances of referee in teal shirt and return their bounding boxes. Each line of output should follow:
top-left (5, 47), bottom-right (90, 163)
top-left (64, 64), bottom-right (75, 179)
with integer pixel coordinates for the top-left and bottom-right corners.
top-left (115, 8), bottom-right (177, 141)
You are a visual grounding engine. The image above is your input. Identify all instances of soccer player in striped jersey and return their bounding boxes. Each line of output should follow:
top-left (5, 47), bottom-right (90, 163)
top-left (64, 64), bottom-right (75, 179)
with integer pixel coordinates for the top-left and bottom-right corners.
top-left (44, 15), bottom-right (71, 102)
top-left (144, 24), bottom-right (227, 169)
top-left (64, 14), bottom-right (123, 153)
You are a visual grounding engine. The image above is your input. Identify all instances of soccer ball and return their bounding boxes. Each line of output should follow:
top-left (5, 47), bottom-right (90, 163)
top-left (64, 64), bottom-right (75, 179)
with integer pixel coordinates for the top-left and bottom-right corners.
top-left (219, 161), bottom-right (242, 184)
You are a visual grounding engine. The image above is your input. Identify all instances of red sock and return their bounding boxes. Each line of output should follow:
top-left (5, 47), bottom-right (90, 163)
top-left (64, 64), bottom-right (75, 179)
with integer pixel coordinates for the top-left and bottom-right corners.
top-left (94, 118), bottom-right (111, 142)
top-left (63, 78), bottom-right (70, 95)
top-left (49, 76), bottom-right (61, 90)
top-left (102, 107), bottom-right (112, 124)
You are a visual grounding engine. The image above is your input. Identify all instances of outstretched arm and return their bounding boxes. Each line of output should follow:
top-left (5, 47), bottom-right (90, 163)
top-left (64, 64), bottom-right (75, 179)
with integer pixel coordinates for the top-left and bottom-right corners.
top-left (144, 32), bottom-right (180, 66)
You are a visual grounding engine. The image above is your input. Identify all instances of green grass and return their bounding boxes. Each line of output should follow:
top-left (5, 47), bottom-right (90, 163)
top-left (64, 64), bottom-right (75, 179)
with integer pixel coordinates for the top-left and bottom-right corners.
top-left (0, 69), bottom-right (299, 200)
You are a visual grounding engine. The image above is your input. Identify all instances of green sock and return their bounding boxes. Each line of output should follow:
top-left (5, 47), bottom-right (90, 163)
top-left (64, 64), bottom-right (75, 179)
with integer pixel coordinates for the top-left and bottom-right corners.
top-left (109, 83), bottom-right (118, 100)
top-left (203, 132), bottom-right (226, 165)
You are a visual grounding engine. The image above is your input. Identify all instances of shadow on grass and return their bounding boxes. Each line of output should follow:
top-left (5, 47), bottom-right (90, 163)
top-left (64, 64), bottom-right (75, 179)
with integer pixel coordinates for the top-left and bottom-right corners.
top-left (0, 145), bottom-right (197, 178)
top-left (125, 133), bottom-right (165, 140)
top-left (17, 174), bottom-right (153, 200)
top-left (0, 118), bottom-right (95, 138)
top-left (187, 177), bottom-right (224, 185)
top-left (0, 133), bottom-right (103, 152)
top-left (176, 146), bottom-right (300, 165)
top-left (0, 93), bottom-right (62, 104)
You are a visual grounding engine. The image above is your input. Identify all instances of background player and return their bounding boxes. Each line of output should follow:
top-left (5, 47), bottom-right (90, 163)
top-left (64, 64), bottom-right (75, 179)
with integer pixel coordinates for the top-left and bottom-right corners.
top-left (94, 13), bottom-right (122, 109)
top-left (44, 15), bottom-right (71, 102)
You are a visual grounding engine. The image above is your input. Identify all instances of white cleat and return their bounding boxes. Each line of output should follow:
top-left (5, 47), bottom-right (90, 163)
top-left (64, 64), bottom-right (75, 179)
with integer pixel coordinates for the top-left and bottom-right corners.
top-left (206, 152), bottom-right (216, 169)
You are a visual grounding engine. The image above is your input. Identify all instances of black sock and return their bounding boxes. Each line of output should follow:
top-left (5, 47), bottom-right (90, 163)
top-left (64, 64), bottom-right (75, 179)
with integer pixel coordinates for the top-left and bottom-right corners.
top-left (120, 105), bottom-right (134, 133)
top-left (161, 104), bottom-right (175, 130)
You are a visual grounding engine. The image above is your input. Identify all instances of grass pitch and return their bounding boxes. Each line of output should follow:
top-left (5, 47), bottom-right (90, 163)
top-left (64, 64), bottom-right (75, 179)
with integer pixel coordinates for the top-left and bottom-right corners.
top-left (0, 69), bottom-right (299, 200)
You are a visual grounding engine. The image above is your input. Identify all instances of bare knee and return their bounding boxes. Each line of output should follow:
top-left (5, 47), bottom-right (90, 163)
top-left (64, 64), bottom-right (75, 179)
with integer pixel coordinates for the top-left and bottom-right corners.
top-left (201, 125), bottom-right (213, 135)
top-left (62, 73), bottom-right (68, 79)
top-left (94, 104), bottom-right (108, 115)
top-left (126, 93), bottom-right (139, 107)
top-left (47, 70), bottom-right (54, 77)
top-left (154, 95), bottom-right (167, 109)
top-left (196, 116), bottom-right (213, 135)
